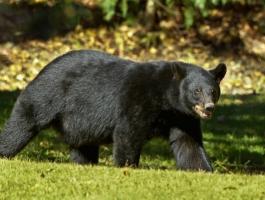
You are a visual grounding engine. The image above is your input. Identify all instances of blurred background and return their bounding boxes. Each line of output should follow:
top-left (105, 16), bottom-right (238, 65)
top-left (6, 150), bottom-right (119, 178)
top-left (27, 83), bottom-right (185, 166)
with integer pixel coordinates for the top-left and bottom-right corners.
top-left (0, 0), bottom-right (264, 93)
top-left (0, 0), bottom-right (264, 173)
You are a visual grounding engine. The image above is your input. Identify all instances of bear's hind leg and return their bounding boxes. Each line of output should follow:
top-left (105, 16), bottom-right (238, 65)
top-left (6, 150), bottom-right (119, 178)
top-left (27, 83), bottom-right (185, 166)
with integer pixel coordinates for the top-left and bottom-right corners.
top-left (70, 145), bottom-right (99, 164)
top-left (0, 101), bottom-right (40, 158)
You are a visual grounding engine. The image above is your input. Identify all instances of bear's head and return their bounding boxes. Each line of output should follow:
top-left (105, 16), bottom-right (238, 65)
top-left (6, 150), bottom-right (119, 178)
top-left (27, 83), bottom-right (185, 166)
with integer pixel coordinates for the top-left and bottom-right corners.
top-left (168, 62), bottom-right (226, 119)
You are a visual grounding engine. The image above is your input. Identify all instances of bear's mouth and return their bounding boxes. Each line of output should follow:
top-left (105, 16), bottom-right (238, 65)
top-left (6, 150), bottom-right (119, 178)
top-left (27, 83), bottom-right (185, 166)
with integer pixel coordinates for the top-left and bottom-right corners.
top-left (193, 105), bottom-right (213, 119)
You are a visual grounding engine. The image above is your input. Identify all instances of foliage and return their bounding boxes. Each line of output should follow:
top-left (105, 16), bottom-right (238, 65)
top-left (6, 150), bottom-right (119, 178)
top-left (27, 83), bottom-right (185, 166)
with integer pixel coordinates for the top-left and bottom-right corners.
top-left (180, 0), bottom-right (265, 28)
top-left (2, 0), bottom-right (265, 28)
top-left (100, 0), bottom-right (118, 20)
top-left (100, 0), bottom-right (141, 21)
top-left (1, 25), bottom-right (264, 93)
top-left (99, 0), bottom-right (265, 27)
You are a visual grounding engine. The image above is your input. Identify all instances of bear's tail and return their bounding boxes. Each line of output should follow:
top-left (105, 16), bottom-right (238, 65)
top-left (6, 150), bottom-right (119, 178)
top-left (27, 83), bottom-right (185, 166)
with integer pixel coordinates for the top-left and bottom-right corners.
top-left (0, 99), bottom-right (38, 158)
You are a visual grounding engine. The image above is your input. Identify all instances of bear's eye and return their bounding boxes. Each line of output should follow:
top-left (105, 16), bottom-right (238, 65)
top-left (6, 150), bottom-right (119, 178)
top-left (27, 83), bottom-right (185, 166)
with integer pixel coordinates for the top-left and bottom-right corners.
top-left (211, 89), bottom-right (216, 96)
top-left (194, 88), bottom-right (202, 95)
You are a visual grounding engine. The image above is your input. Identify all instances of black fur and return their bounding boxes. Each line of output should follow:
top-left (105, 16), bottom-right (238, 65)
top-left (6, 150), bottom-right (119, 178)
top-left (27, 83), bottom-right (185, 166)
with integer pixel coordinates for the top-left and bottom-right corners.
top-left (0, 50), bottom-right (226, 171)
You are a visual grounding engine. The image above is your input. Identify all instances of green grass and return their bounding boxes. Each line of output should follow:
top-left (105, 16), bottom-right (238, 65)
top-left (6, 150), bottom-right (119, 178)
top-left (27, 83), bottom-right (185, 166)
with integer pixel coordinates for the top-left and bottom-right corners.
top-left (0, 160), bottom-right (264, 200)
top-left (0, 91), bottom-right (264, 199)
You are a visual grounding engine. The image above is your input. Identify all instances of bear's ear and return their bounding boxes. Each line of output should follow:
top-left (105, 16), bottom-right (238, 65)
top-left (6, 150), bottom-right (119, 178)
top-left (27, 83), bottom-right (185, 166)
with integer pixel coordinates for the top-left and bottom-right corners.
top-left (209, 63), bottom-right (227, 84)
top-left (171, 62), bottom-right (186, 80)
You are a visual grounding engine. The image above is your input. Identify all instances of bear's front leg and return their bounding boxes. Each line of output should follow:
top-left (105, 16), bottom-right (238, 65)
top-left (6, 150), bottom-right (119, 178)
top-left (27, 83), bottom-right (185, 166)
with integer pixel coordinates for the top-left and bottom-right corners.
top-left (169, 128), bottom-right (213, 172)
top-left (113, 123), bottom-right (144, 167)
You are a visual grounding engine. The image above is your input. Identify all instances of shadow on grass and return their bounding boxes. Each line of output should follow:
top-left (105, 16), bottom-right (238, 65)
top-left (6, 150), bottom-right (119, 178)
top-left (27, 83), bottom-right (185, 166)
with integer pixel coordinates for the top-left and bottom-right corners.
top-left (204, 94), bottom-right (265, 137)
top-left (202, 94), bottom-right (265, 173)
top-left (0, 91), bottom-right (264, 173)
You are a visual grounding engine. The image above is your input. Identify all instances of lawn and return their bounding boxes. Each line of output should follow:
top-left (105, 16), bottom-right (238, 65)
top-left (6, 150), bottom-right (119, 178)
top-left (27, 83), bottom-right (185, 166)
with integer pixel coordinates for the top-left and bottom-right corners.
top-left (0, 160), bottom-right (264, 200)
top-left (0, 91), bottom-right (264, 199)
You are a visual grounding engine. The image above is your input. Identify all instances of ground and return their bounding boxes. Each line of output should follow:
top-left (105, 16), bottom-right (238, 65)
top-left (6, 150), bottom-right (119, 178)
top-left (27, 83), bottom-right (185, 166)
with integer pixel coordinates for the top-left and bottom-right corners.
top-left (0, 160), bottom-right (264, 200)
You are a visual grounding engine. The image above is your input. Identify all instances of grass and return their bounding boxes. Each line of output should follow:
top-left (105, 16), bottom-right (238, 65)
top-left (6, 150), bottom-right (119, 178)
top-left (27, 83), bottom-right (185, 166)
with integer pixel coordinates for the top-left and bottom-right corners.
top-left (0, 159), bottom-right (264, 200)
top-left (0, 91), bottom-right (264, 199)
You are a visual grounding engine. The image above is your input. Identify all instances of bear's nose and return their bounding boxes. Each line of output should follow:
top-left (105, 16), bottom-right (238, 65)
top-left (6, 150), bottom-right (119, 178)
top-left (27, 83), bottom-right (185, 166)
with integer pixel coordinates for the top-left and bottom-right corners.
top-left (204, 103), bottom-right (215, 112)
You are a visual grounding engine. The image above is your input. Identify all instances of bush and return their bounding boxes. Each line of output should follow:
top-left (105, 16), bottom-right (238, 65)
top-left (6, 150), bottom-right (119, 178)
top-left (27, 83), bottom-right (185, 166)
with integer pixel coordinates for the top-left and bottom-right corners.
top-left (3, 0), bottom-right (265, 28)
top-left (99, 0), bottom-right (265, 27)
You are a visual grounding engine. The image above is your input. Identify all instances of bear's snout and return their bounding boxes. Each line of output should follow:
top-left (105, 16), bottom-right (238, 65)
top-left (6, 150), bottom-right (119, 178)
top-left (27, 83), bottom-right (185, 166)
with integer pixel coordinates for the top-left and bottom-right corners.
top-left (204, 103), bottom-right (215, 113)
top-left (193, 102), bottom-right (215, 119)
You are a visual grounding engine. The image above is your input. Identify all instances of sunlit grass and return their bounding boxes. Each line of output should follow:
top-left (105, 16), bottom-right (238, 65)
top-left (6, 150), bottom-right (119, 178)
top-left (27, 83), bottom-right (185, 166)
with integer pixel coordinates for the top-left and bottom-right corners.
top-left (0, 159), bottom-right (264, 200)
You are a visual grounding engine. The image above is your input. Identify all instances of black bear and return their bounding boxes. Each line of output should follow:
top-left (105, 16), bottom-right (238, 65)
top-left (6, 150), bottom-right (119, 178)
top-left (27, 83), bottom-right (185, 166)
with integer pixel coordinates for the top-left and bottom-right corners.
top-left (0, 50), bottom-right (226, 171)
